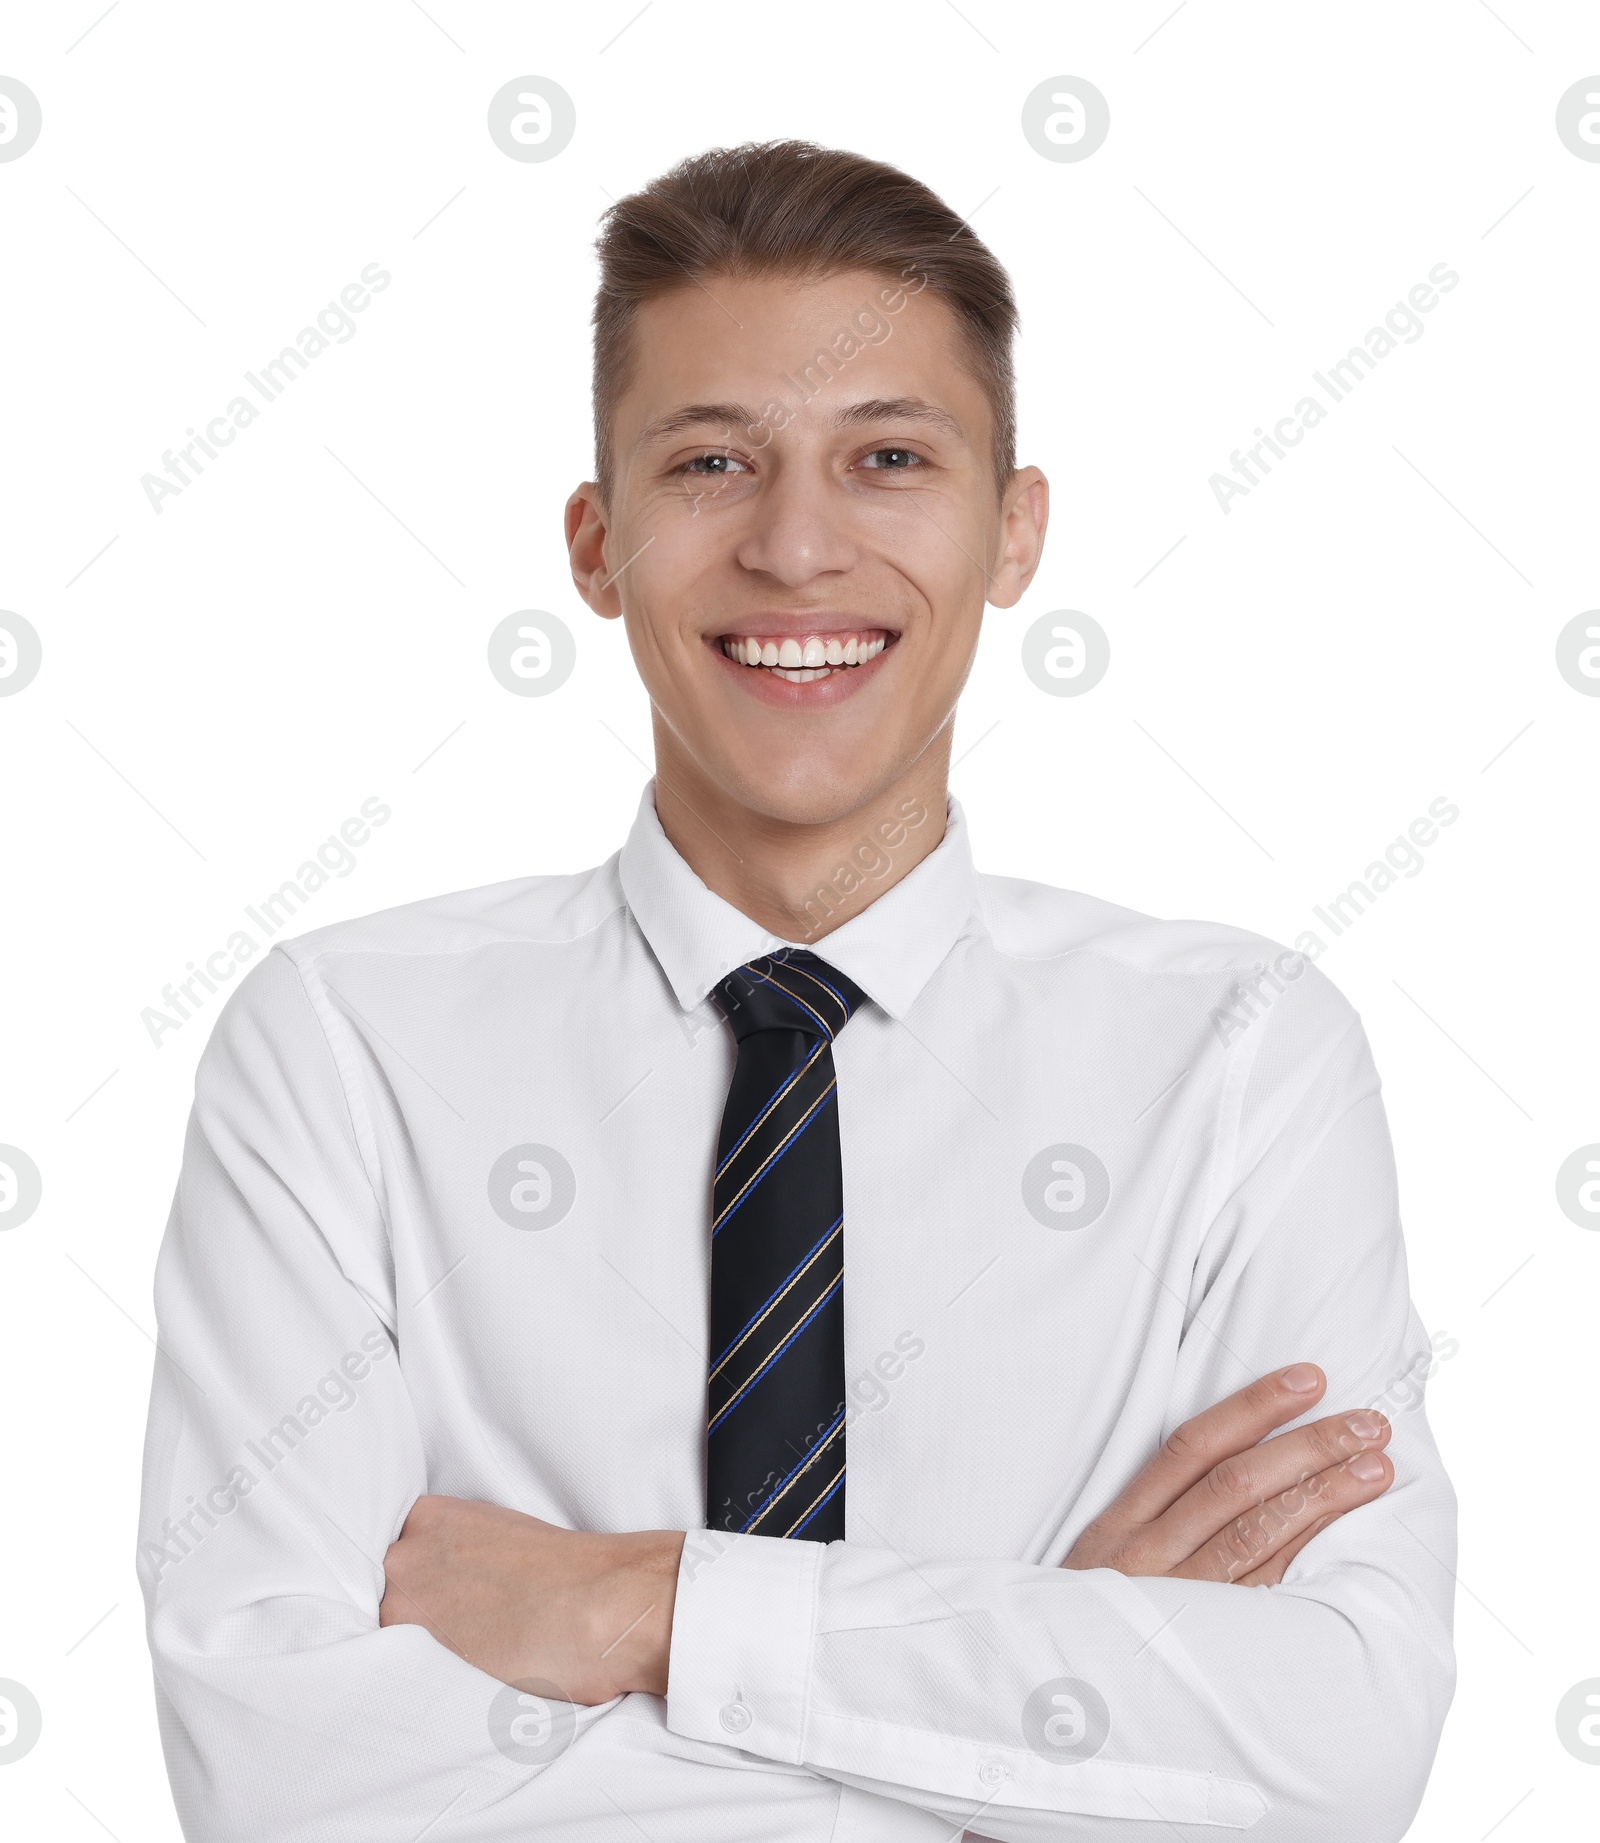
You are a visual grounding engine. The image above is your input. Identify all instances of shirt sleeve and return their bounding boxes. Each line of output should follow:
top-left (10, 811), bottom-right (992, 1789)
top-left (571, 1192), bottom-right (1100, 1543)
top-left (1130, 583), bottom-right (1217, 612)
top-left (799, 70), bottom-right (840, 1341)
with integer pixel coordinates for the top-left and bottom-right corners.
top-left (137, 946), bottom-right (841, 1843)
top-left (664, 965), bottom-right (1458, 1842)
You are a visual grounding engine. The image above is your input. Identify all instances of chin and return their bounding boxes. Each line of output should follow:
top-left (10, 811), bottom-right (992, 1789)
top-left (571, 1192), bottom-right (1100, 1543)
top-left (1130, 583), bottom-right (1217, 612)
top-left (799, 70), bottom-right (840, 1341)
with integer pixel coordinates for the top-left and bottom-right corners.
top-left (716, 748), bottom-right (900, 830)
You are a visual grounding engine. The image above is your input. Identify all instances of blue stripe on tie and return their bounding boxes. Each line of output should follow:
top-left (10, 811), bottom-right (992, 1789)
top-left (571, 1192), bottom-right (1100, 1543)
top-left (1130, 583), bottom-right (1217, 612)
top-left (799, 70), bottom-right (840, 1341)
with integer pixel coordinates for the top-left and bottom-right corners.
top-left (781, 955), bottom-right (854, 1019)
top-left (789, 1467), bottom-right (845, 1536)
top-left (740, 1404), bottom-right (846, 1531)
top-left (714, 1049), bottom-right (821, 1182)
top-left (710, 1215), bottom-right (843, 1373)
top-left (710, 1085), bottom-right (835, 1240)
top-left (748, 967), bottom-right (835, 1039)
top-left (708, 1272), bottom-right (843, 1432)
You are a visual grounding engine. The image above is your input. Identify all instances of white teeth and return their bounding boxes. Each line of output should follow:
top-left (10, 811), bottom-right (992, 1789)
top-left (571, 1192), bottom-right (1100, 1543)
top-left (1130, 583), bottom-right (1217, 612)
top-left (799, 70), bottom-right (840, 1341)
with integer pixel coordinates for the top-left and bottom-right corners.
top-left (720, 632), bottom-right (893, 673)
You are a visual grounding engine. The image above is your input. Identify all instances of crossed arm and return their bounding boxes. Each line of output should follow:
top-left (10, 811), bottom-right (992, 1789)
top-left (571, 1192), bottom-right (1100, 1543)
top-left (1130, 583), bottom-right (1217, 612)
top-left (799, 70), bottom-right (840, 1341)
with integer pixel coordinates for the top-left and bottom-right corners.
top-left (139, 948), bottom-right (1456, 1842)
top-left (377, 1362), bottom-right (1397, 1704)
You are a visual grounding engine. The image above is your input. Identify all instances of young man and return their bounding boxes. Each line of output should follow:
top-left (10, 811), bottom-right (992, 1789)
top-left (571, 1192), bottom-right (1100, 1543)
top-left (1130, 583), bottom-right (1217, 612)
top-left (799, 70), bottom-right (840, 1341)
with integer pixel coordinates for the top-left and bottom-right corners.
top-left (139, 143), bottom-right (1455, 1841)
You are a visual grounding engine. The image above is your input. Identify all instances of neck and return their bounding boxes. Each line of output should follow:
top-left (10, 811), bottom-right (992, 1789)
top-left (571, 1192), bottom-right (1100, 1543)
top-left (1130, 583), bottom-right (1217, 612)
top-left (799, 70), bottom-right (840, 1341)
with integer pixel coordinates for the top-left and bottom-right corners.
top-left (649, 725), bottom-right (950, 945)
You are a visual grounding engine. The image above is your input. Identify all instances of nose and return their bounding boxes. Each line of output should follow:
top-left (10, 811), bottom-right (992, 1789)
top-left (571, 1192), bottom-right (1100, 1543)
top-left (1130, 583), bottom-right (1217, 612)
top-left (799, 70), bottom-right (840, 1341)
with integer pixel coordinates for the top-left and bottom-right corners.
top-left (733, 459), bottom-right (861, 588)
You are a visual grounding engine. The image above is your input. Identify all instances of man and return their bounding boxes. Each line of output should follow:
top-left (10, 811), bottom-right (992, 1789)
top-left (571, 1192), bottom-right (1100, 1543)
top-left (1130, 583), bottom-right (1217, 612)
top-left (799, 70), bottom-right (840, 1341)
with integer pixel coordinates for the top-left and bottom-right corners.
top-left (139, 141), bottom-right (1455, 1842)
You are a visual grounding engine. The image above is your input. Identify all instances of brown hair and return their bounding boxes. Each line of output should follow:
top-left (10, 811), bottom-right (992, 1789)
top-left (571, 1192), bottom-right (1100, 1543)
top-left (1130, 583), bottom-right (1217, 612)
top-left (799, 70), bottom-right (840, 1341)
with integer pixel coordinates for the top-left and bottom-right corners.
top-left (591, 140), bottom-right (1018, 504)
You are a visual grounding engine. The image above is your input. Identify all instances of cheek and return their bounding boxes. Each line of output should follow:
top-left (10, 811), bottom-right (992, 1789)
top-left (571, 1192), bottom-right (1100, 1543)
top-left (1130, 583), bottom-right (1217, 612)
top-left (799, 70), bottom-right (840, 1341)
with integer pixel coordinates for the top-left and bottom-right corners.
top-left (868, 492), bottom-right (991, 593)
top-left (877, 553), bottom-right (987, 669)
top-left (615, 537), bottom-right (722, 652)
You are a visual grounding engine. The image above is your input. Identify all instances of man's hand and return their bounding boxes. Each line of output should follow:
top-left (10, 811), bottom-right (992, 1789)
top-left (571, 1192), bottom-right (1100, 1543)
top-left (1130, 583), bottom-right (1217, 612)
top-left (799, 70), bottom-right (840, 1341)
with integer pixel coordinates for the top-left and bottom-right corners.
top-left (379, 1496), bottom-right (686, 1702)
top-left (1062, 1363), bottom-right (1392, 1587)
top-left (380, 1368), bottom-right (1382, 1707)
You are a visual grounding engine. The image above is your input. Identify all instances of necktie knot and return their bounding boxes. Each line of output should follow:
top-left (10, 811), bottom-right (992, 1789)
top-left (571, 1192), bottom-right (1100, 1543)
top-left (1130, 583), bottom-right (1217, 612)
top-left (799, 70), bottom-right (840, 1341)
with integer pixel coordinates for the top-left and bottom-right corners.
top-left (711, 948), bottom-right (867, 1044)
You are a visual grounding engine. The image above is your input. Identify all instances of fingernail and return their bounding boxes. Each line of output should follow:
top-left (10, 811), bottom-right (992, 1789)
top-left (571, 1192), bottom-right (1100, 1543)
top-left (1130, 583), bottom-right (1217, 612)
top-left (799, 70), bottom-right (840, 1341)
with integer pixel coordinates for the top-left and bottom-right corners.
top-left (1345, 1411), bottom-right (1385, 1441)
top-left (1282, 1364), bottom-right (1321, 1392)
top-left (1348, 1451), bottom-right (1386, 1481)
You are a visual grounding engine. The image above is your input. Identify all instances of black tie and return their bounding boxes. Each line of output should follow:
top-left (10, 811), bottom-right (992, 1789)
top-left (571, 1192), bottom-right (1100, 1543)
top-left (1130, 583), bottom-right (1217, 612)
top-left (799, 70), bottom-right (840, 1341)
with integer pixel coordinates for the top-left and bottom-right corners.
top-left (705, 948), bottom-right (867, 1541)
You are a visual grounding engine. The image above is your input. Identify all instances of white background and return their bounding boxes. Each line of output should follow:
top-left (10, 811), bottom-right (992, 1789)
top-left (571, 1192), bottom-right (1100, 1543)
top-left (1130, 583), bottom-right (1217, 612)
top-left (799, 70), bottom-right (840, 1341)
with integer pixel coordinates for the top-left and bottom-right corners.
top-left (2, 1), bottom-right (1597, 1836)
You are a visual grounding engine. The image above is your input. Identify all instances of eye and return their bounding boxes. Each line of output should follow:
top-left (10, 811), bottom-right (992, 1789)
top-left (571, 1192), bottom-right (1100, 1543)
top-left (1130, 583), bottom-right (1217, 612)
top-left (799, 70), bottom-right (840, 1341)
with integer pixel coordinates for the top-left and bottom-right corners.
top-left (678, 452), bottom-right (751, 477)
top-left (856, 446), bottom-right (925, 472)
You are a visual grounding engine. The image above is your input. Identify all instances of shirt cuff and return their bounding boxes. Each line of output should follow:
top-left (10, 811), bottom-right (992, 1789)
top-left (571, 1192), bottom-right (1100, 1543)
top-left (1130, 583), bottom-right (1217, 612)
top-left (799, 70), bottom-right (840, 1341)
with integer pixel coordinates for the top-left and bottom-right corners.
top-left (665, 1529), bottom-right (822, 1763)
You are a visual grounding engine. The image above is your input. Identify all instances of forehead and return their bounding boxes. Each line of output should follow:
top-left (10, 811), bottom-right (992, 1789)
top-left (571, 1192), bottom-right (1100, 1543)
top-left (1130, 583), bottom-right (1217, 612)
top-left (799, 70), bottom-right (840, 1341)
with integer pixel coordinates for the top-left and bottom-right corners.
top-left (615, 267), bottom-right (989, 443)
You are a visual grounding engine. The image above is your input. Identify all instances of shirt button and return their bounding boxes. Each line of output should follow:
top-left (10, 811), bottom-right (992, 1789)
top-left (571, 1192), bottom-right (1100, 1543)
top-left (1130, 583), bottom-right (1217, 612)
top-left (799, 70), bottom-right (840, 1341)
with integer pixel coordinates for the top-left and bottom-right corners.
top-left (719, 1701), bottom-right (753, 1734)
top-left (978, 1758), bottom-right (1009, 1786)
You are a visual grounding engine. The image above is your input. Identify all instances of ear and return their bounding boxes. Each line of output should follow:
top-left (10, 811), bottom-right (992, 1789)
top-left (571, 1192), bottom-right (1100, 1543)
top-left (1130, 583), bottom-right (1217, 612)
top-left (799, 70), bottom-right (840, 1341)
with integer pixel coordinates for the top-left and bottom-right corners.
top-left (565, 483), bottom-right (624, 620)
top-left (986, 466), bottom-right (1049, 610)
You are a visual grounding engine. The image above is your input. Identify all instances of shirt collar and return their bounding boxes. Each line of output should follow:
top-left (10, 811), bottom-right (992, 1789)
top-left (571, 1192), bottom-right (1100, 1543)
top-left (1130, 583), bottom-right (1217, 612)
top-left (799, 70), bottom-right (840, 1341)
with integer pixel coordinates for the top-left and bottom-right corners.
top-left (617, 777), bottom-right (981, 1024)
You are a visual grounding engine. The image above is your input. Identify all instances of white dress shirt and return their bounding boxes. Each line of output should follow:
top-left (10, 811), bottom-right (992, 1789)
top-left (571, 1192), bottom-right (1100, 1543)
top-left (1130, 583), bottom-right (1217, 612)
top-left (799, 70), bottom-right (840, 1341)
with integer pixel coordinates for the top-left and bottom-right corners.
top-left (139, 779), bottom-right (1455, 1843)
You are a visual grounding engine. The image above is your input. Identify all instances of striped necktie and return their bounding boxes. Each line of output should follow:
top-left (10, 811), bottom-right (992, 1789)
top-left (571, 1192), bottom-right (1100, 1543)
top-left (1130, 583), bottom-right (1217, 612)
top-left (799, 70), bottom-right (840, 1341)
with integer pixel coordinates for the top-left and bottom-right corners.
top-left (705, 947), bottom-right (867, 1542)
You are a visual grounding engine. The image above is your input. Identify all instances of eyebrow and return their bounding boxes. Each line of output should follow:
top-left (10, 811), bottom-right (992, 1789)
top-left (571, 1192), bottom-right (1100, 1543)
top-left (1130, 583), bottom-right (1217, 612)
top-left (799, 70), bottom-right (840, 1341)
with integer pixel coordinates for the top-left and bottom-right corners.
top-left (634, 394), bottom-right (967, 449)
top-left (834, 397), bottom-right (965, 441)
top-left (635, 403), bottom-right (757, 446)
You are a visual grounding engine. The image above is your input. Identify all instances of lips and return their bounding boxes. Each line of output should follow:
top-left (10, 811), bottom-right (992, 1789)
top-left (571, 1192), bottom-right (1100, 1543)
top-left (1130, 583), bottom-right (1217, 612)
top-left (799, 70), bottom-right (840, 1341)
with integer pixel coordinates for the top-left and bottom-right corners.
top-left (708, 624), bottom-right (899, 703)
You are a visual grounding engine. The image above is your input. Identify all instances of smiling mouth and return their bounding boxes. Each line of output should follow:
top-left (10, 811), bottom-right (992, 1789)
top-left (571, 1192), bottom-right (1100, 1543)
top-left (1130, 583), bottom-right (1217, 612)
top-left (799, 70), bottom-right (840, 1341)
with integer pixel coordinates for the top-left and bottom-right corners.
top-left (716, 627), bottom-right (897, 683)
